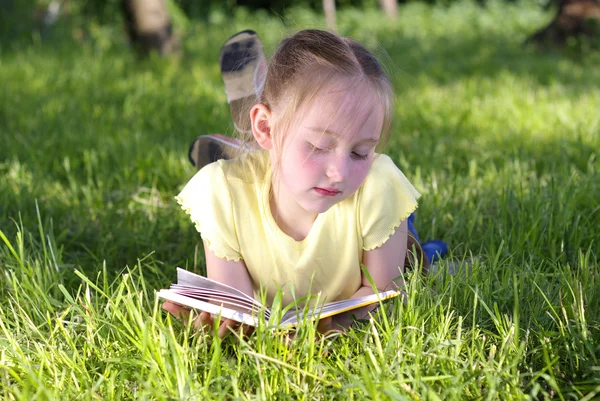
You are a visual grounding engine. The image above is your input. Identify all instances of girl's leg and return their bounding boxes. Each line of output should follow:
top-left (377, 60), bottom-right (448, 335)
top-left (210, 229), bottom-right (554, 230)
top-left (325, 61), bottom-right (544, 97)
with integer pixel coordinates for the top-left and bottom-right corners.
top-left (188, 30), bottom-right (267, 170)
top-left (219, 30), bottom-right (267, 135)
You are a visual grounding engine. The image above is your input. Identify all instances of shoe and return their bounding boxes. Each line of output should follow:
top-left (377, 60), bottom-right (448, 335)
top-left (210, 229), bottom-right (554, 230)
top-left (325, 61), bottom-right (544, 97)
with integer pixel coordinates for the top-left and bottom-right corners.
top-left (219, 30), bottom-right (267, 135)
top-left (420, 240), bottom-right (448, 264)
top-left (188, 134), bottom-right (241, 169)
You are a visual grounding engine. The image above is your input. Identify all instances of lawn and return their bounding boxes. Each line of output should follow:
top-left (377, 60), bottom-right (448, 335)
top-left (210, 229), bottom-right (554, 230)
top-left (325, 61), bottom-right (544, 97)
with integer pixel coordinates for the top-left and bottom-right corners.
top-left (1, 1), bottom-right (599, 399)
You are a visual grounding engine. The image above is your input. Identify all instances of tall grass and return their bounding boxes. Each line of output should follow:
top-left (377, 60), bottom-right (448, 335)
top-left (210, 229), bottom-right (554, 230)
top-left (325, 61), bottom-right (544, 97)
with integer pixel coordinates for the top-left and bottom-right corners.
top-left (1, 1), bottom-right (599, 399)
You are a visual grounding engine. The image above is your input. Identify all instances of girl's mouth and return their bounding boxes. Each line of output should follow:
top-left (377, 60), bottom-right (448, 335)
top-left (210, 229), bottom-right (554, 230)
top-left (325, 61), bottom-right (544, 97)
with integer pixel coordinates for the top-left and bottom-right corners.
top-left (314, 187), bottom-right (341, 197)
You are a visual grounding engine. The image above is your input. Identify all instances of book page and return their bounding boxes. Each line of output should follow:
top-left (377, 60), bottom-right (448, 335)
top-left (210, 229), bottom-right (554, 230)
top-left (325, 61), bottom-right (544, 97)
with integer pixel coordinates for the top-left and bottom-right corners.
top-left (278, 289), bottom-right (401, 326)
top-left (176, 268), bottom-right (262, 306)
top-left (170, 285), bottom-right (268, 318)
top-left (169, 289), bottom-right (262, 315)
top-left (161, 269), bottom-right (401, 329)
top-left (157, 290), bottom-right (260, 326)
top-left (176, 268), bottom-right (255, 300)
top-left (171, 284), bottom-right (260, 308)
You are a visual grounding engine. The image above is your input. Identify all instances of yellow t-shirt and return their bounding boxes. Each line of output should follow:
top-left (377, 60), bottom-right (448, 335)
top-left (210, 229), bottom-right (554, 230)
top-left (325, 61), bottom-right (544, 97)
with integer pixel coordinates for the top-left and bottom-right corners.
top-left (176, 150), bottom-right (420, 306)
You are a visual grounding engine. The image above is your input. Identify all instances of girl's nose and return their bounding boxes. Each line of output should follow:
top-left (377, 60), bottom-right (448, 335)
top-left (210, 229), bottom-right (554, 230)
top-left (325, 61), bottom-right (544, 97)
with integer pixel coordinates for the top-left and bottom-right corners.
top-left (326, 154), bottom-right (349, 182)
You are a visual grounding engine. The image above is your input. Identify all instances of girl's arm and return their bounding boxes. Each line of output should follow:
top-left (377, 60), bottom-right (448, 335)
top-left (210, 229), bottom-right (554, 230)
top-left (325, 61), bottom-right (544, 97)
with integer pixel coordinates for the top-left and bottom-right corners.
top-left (204, 241), bottom-right (254, 298)
top-left (323, 220), bottom-right (408, 331)
top-left (163, 242), bottom-right (255, 338)
top-left (360, 219), bottom-right (408, 293)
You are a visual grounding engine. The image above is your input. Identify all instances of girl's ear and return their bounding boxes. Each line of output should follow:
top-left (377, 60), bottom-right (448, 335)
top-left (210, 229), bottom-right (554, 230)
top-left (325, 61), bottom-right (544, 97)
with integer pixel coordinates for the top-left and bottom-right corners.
top-left (250, 103), bottom-right (273, 150)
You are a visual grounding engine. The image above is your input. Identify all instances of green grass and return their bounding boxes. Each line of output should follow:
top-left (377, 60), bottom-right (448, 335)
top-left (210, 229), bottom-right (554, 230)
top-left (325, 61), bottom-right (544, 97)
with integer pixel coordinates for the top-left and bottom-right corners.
top-left (1, 1), bottom-right (599, 399)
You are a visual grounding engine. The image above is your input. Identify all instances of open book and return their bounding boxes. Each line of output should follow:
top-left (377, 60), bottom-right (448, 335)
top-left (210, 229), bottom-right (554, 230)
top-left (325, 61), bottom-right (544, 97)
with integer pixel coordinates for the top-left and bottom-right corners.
top-left (157, 268), bottom-right (402, 328)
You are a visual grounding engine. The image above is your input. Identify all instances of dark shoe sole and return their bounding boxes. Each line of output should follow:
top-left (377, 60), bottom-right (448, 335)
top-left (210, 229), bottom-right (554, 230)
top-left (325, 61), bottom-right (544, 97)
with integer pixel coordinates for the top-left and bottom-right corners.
top-left (188, 134), bottom-right (241, 169)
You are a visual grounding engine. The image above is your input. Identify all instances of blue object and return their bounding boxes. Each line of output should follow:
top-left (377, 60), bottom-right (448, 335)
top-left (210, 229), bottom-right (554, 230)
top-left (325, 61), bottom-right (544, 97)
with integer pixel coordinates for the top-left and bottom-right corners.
top-left (407, 213), bottom-right (448, 263)
top-left (421, 240), bottom-right (448, 263)
top-left (407, 213), bottom-right (420, 242)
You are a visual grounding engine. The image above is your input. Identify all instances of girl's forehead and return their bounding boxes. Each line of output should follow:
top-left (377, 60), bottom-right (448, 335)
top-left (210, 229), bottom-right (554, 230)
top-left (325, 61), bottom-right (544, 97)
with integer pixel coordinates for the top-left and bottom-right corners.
top-left (288, 94), bottom-right (382, 148)
top-left (301, 82), bottom-right (382, 129)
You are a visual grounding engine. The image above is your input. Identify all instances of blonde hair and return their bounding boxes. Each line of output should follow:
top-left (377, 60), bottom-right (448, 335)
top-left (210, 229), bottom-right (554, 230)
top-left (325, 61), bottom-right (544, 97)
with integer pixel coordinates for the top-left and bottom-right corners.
top-left (260, 30), bottom-right (394, 155)
top-left (234, 30), bottom-right (394, 159)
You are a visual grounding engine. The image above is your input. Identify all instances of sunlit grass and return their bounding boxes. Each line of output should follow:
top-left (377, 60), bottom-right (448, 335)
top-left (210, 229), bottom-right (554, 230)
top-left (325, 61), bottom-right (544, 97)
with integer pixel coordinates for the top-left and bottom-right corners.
top-left (1, 1), bottom-right (599, 399)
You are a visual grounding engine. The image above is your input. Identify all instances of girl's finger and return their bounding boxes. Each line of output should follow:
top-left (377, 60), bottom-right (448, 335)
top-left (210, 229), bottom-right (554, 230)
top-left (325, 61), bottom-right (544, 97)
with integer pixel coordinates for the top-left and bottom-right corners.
top-left (163, 303), bottom-right (215, 334)
top-left (162, 302), bottom-right (191, 321)
top-left (217, 319), bottom-right (239, 339)
top-left (197, 311), bottom-right (214, 332)
top-left (161, 301), bottom-right (179, 315)
top-left (163, 304), bottom-right (249, 338)
top-left (242, 324), bottom-right (255, 337)
top-left (317, 317), bottom-right (333, 334)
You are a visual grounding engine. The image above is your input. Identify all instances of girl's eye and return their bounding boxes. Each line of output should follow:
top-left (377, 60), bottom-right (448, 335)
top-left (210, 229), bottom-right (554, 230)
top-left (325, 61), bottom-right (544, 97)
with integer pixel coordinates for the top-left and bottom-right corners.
top-left (309, 143), bottom-right (327, 153)
top-left (351, 151), bottom-right (369, 160)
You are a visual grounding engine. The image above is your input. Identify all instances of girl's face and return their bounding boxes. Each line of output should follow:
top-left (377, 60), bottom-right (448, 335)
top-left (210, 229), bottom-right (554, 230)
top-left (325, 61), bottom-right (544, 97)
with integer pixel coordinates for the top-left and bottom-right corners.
top-left (272, 83), bottom-right (384, 216)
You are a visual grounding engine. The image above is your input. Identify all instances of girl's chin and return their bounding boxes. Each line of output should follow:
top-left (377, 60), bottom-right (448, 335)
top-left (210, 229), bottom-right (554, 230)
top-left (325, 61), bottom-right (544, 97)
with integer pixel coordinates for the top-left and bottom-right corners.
top-left (301, 199), bottom-right (338, 214)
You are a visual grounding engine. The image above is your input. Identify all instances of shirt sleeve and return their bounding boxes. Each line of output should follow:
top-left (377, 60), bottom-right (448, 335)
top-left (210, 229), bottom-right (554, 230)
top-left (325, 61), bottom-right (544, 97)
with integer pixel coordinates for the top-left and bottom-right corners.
top-left (358, 154), bottom-right (421, 251)
top-left (175, 162), bottom-right (242, 261)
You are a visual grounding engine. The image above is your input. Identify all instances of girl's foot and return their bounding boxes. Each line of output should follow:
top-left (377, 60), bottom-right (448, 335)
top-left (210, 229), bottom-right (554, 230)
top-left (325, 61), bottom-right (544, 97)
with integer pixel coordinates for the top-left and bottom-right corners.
top-left (219, 29), bottom-right (267, 135)
top-left (188, 134), bottom-right (242, 169)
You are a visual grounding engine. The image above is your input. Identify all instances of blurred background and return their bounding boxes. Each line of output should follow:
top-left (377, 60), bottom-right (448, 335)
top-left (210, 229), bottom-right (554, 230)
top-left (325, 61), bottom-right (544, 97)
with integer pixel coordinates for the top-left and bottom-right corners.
top-left (1, 0), bottom-right (599, 276)
top-left (2, 0), bottom-right (599, 54)
top-left (1, 2), bottom-right (599, 398)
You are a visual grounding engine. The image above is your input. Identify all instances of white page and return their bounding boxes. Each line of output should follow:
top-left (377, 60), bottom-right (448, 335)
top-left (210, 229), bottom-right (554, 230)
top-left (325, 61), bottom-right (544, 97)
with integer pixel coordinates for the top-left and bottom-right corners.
top-left (169, 286), bottom-right (268, 317)
top-left (176, 268), bottom-right (261, 306)
top-left (171, 284), bottom-right (266, 315)
top-left (278, 289), bottom-right (401, 326)
top-left (157, 290), bottom-right (260, 326)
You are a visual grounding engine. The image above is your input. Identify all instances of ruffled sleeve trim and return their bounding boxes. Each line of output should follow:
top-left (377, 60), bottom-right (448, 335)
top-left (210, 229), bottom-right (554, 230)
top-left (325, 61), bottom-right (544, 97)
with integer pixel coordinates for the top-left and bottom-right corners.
top-left (358, 154), bottom-right (421, 251)
top-left (176, 193), bottom-right (244, 262)
top-left (361, 202), bottom-right (418, 251)
top-left (175, 163), bottom-right (243, 262)
top-left (175, 194), bottom-right (243, 262)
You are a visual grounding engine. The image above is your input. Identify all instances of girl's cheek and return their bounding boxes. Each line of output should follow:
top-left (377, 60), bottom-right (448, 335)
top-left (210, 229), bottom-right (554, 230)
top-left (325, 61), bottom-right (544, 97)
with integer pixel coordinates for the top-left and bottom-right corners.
top-left (303, 158), bottom-right (325, 175)
top-left (351, 162), bottom-right (372, 184)
top-left (297, 148), bottom-right (324, 168)
top-left (353, 160), bottom-right (371, 175)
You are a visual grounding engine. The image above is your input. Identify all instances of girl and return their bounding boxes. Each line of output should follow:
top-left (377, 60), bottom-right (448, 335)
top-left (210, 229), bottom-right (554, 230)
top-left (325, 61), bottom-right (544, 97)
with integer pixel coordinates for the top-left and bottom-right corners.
top-left (164, 29), bottom-right (436, 338)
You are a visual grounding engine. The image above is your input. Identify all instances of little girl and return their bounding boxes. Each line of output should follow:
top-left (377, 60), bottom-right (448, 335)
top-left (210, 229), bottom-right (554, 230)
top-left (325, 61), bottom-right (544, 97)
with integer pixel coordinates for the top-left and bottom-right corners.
top-left (164, 29), bottom-right (434, 337)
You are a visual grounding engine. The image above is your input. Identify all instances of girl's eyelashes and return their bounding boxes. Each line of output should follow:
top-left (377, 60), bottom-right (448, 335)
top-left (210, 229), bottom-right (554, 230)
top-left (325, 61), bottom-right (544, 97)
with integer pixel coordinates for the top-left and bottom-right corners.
top-left (308, 142), bottom-right (370, 160)
top-left (351, 151), bottom-right (369, 160)
top-left (309, 143), bottom-right (327, 153)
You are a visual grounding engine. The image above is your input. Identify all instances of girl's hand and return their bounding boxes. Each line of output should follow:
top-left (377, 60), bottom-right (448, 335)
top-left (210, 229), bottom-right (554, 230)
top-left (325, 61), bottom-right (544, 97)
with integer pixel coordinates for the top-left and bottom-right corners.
top-left (316, 316), bottom-right (346, 336)
top-left (162, 301), bottom-right (253, 339)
